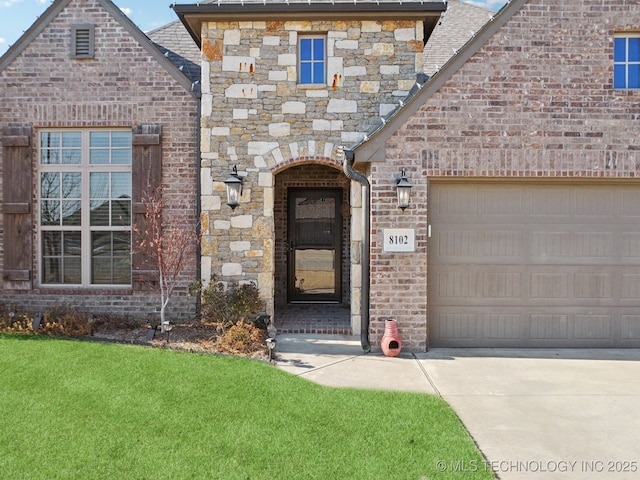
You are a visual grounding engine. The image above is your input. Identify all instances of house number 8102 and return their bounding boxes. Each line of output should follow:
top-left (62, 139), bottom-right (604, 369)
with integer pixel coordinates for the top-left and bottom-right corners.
top-left (383, 229), bottom-right (415, 252)
top-left (389, 235), bottom-right (409, 245)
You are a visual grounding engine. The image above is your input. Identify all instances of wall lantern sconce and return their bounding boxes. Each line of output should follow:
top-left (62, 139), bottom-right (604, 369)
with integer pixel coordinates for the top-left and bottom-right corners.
top-left (224, 165), bottom-right (245, 210)
top-left (396, 168), bottom-right (413, 211)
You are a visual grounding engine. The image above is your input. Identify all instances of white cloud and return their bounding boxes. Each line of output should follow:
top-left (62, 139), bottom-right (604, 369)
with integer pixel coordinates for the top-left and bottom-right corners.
top-left (1, 0), bottom-right (24, 7)
top-left (120, 7), bottom-right (133, 18)
top-left (0, 37), bottom-right (6, 45)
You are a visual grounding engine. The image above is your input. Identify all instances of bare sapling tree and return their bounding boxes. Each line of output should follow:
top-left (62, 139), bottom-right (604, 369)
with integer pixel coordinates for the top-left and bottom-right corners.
top-left (134, 185), bottom-right (199, 333)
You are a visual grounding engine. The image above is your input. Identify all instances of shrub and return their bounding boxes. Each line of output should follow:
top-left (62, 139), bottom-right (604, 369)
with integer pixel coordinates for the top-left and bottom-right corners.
top-left (214, 320), bottom-right (266, 355)
top-left (0, 303), bottom-right (33, 333)
top-left (0, 303), bottom-right (92, 337)
top-left (200, 278), bottom-right (266, 332)
top-left (39, 305), bottom-right (92, 337)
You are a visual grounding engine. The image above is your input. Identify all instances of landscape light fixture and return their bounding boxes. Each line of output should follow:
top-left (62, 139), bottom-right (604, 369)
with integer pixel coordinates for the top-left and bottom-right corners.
top-left (224, 165), bottom-right (244, 210)
top-left (396, 168), bottom-right (412, 211)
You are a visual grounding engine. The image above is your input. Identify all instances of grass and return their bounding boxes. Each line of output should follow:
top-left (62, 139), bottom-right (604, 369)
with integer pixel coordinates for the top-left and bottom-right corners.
top-left (0, 334), bottom-right (494, 480)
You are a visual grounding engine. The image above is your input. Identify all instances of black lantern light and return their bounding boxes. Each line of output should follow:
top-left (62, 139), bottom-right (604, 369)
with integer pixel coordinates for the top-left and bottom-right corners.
top-left (224, 165), bottom-right (244, 210)
top-left (396, 168), bottom-right (412, 211)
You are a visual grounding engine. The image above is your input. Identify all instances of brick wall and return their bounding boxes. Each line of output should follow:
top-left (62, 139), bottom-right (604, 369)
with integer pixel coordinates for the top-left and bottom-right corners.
top-left (0, 0), bottom-right (199, 322)
top-left (370, 0), bottom-right (640, 351)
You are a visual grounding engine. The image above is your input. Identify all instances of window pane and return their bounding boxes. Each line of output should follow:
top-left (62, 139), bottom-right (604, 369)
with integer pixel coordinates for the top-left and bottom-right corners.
top-left (91, 231), bottom-right (131, 285)
top-left (111, 172), bottom-right (131, 225)
top-left (629, 38), bottom-right (640, 61)
top-left (90, 149), bottom-right (110, 165)
top-left (300, 39), bottom-right (312, 60)
top-left (40, 150), bottom-right (60, 165)
top-left (313, 63), bottom-right (325, 84)
top-left (112, 260), bottom-right (132, 284)
top-left (111, 149), bottom-right (132, 165)
top-left (60, 132), bottom-right (82, 165)
top-left (90, 199), bottom-right (110, 226)
top-left (113, 232), bottom-right (131, 256)
top-left (62, 132), bottom-right (82, 148)
top-left (629, 64), bottom-right (640, 88)
top-left (42, 257), bottom-right (62, 284)
top-left (62, 172), bottom-right (81, 199)
top-left (112, 173), bottom-right (131, 199)
top-left (64, 232), bottom-right (82, 256)
top-left (614, 38), bottom-right (627, 62)
top-left (111, 132), bottom-right (132, 148)
top-left (113, 232), bottom-right (132, 284)
top-left (41, 200), bottom-right (61, 226)
top-left (92, 231), bottom-right (112, 257)
top-left (64, 257), bottom-right (82, 284)
top-left (313, 39), bottom-right (324, 60)
top-left (111, 199), bottom-right (131, 226)
top-left (90, 131), bottom-right (110, 148)
top-left (614, 64), bottom-right (627, 88)
top-left (61, 200), bottom-right (81, 226)
top-left (41, 132), bottom-right (60, 148)
top-left (42, 231), bottom-right (81, 285)
top-left (300, 63), bottom-right (312, 84)
top-left (90, 172), bottom-right (110, 199)
top-left (42, 231), bottom-right (62, 256)
top-left (41, 172), bottom-right (60, 199)
top-left (61, 150), bottom-right (81, 165)
top-left (92, 258), bottom-right (112, 284)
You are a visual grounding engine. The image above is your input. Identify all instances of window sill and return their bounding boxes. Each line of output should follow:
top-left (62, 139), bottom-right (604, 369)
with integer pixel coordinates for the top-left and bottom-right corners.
top-left (297, 83), bottom-right (328, 90)
top-left (34, 287), bottom-right (134, 295)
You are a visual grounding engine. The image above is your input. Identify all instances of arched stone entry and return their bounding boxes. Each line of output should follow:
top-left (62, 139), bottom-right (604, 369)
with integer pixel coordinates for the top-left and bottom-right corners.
top-left (273, 161), bottom-right (352, 334)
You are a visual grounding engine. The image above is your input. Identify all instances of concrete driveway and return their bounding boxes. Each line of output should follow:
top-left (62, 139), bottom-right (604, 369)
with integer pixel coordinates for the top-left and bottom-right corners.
top-left (275, 335), bottom-right (640, 480)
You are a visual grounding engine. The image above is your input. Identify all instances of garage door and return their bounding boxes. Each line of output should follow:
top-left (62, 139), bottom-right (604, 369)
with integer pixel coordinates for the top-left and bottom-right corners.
top-left (428, 181), bottom-right (640, 348)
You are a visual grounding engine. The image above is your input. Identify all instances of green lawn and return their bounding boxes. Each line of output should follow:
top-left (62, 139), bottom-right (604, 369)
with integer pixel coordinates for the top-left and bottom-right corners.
top-left (0, 334), bottom-right (494, 479)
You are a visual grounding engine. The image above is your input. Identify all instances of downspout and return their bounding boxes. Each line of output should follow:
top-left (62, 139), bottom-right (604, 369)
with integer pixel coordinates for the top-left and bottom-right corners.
top-left (341, 147), bottom-right (371, 353)
top-left (192, 80), bottom-right (202, 315)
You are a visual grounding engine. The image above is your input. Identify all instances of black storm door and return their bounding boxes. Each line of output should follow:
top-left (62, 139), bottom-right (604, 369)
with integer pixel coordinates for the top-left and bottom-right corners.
top-left (287, 189), bottom-right (342, 302)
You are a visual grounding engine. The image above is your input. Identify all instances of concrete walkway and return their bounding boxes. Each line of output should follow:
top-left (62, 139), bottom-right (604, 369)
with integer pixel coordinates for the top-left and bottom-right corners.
top-left (275, 334), bottom-right (640, 480)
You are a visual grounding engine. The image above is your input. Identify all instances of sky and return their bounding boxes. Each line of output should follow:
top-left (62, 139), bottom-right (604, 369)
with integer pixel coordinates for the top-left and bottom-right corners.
top-left (0, 0), bottom-right (508, 57)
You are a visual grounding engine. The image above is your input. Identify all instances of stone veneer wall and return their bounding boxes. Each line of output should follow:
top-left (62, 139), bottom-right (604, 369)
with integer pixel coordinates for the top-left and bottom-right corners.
top-left (368, 0), bottom-right (640, 351)
top-left (0, 0), bottom-right (199, 321)
top-left (199, 18), bottom-right (426, 320)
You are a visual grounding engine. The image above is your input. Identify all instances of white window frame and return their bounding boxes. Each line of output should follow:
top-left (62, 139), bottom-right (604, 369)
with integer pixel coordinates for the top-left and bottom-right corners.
top-left (38, 129), bottom-right (132, 288)
top-left (614, 33), bottom-right (640, 90)
top-left (298, 34), bottom-right (327, 85)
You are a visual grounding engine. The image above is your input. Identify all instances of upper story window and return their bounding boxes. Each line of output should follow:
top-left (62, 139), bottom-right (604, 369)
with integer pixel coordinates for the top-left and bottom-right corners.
top-left (614, 34), bottom-right (640, 89)
top-left (39, 130), bottom-right (132, 287)
top-left (299, 35), bottom-right (326, 85)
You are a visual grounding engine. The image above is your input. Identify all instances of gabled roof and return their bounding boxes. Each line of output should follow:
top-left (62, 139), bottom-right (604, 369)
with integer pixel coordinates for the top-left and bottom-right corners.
top-left (350, 0), bottom-right (525, 162)
top-left (423, 0), bottom-right (493, 76)
top-left (0, 0), bottom-right (198, 95)
top-left (173, 0), bottom-right (447, 48)
top-left (147, 21), bottom-right (202, 84)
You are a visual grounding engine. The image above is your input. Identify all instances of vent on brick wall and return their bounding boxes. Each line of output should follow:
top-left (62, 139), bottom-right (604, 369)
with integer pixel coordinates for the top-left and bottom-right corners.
top-left (72, 24), bottom-right (95, 59)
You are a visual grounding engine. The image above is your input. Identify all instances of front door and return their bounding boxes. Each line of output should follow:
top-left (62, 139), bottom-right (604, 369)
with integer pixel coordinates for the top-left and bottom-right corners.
top-left (288, 188), bottom-right (342, 302)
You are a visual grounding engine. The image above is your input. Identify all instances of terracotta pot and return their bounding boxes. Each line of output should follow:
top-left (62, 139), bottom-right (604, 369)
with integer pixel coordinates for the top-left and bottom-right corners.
top-left (381, 319), bottom-right (402, 357)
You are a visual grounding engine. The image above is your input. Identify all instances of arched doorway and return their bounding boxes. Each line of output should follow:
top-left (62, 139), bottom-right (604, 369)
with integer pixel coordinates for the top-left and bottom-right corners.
top-left (274, 162), bottom-right (351, 334)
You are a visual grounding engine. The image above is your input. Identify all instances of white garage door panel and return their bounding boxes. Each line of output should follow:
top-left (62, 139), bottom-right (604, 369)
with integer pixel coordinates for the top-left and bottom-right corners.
top-left (429, 182), bottom-right (640, 348)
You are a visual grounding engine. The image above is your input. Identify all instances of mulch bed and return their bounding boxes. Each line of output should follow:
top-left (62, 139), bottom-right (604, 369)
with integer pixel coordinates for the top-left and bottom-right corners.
top-left (91, 317), bottom-right (270, 361)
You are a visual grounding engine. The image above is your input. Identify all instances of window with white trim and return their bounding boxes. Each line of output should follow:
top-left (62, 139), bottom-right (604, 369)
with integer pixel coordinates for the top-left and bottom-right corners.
top-left (298, 35), bottom-right (326, 85)
top-left (614, 34), bottom-right (640, 89)
top-left (39, 130), bottom-right (132, 286)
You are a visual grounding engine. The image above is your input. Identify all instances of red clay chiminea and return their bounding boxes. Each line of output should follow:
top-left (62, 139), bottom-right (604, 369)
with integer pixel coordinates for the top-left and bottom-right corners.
top-left (381, 319), bottom-right (402, 357)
